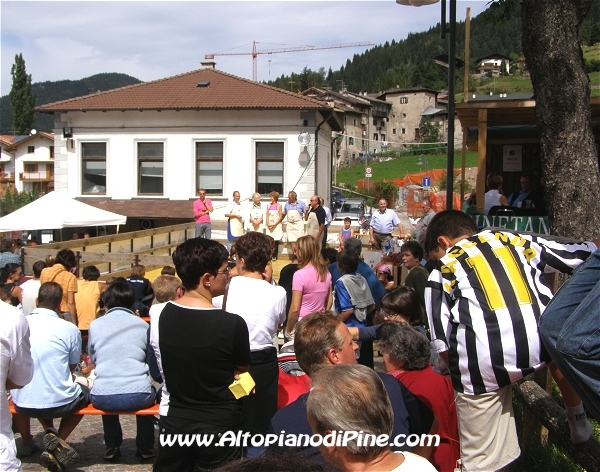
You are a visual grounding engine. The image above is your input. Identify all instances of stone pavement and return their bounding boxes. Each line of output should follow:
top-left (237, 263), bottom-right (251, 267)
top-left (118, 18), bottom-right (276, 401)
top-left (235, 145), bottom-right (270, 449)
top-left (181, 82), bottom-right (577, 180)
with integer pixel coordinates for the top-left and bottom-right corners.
top-left (17, 415), bottom-right (156, 471)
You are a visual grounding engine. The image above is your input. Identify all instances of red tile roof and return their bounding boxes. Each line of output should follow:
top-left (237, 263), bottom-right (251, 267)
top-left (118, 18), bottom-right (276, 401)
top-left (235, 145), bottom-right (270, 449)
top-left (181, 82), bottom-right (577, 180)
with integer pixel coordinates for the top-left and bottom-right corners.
top-left (4, 132), bottom-right (54, 152)
top-left (37, 68), bottom-right (330, 112)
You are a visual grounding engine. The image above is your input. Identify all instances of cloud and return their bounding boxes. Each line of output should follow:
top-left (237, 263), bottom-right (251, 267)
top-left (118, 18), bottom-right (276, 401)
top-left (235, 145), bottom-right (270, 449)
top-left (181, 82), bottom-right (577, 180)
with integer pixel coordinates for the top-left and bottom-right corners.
top-left (1, 0), bottom-right (490, 95)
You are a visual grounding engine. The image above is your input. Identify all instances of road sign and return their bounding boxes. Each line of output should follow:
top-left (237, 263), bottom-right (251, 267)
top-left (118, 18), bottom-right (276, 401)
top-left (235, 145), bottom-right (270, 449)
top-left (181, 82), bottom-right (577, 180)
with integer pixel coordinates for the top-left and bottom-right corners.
top-left (422, 176), bottom-right (431, 188)
top-left (366, 173), bottom-right (372, 178)
top-left (365, 166), bottom-right (373, 174)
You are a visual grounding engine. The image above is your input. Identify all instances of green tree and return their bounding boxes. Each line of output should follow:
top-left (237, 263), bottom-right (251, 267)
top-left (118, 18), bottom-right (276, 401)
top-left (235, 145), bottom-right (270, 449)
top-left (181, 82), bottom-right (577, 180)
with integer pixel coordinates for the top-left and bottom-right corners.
top-left (418, 117), bottom-right (443, 144)
top-left (9, 53), bottom-right (35, 135)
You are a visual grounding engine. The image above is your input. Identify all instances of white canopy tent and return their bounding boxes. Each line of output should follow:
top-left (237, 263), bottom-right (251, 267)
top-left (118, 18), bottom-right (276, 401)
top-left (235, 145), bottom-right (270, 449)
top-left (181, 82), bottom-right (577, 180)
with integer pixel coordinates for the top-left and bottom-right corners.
top-left (0, 191), bottom-right (126, 232)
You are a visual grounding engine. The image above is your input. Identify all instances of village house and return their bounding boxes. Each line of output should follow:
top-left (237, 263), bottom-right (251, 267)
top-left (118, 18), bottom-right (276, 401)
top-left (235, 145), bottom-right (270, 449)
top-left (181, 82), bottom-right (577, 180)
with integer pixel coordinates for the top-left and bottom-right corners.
top-left (0, 132), bottom-right (55, 196)
top-left (35, 63), bottom-right (342, 232)
top-left (302, 87), bottom-right (391, 169)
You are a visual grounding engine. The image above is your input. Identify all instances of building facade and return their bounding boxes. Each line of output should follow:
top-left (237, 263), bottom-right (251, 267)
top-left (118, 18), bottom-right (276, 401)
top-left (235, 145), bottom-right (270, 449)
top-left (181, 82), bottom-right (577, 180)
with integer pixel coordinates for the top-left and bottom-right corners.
top-left (36, 64), bottom-right (341, 231)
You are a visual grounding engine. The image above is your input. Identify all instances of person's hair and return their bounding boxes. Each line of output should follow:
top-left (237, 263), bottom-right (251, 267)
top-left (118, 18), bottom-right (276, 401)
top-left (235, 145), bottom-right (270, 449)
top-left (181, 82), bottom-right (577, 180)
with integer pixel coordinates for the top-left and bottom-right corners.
top-left (424, 210), bottom-right (478, 255)
top-left (37, 282), bottom-right (63, 310)
top-left (321, 247), bottom-right (338, 266)
top-left (269, 191), bottom-right (280, 202)
top-left (343, 237), bottom-right (362, 257)
top-left (252, 192), bottom-right (261, 200)
top-left (160, 265), bottom-right (176, 276)
top-left (153, 275), bottom-right (182, 303)
top-left (104, 279), bottom-right (135, 310)
top-left (295, 311), bottom-right (345, 377)
top-left (44, 255), bottom-right (55, 267)
top-left (214, 450), bottom-right (325, 472)
top-left (400, 240), bottom-right (424, 261)
top-left (0, 239), bottom-right (15, 253)
top-left (32, 261), bottom-right (46, 278)
top-left (307, 364), bottom-right (393, 459)
top-left (487, 173), bottom-right (503, 190)
top-left (172, 238), bottom-right (228, 290)
top-left (380, 286), bottom-right (423, 326)
top-left (198, 188), bottom-right (206, 194)
top-left (379, 322), bottom-right (430, 371)
top-left (130, 264), bottom-right (145, 277)
top-left (336, 250), bottom-right (358, 274)
top-left (55, 249), bottom-right (77, 270)
top-left (234, 232), bottom-right (272, 273)
top-left (0, 288), bottom-right (12, 303)
top-left (295, 235), bottom-right (328, 281)
top-left (288, 191), bottom-right (297, 199)
top-left (0, 263), bottom-right (21, 284)
top-left (343, 217), bottom-right (351, 223)
top-left (82, 265), bottom-right (100, 281)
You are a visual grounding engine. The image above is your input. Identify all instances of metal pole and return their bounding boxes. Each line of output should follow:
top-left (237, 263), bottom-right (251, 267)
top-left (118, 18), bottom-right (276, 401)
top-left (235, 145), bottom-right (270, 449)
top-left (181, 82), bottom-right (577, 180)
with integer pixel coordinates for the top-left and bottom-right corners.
top-left (446, 0), bottom-right (456, 210)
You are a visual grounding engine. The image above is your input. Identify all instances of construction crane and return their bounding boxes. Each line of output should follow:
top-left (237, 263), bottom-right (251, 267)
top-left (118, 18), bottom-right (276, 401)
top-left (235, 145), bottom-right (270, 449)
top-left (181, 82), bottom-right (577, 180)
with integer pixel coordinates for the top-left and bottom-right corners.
top-left (205, 40), bottom-right (374, 82)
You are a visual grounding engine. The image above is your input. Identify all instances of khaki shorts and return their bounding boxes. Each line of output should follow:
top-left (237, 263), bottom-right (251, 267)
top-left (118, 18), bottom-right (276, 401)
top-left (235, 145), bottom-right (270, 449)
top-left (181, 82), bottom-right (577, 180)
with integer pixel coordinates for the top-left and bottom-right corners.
top-left (455, 384), bottom-right (521, 471)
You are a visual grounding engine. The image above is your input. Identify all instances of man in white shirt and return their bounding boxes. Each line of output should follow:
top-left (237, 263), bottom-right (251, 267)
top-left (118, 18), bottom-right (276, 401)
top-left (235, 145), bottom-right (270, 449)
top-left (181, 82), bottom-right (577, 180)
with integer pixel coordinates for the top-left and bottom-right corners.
top-left (0, 301), bottom-right (33, 472)
top-left (369, 199), bottom-right (401, 250)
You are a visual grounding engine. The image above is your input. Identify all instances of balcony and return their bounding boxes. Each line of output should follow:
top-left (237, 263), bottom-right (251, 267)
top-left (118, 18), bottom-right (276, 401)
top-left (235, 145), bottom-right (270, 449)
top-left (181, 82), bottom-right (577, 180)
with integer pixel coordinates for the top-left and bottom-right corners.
top-left (0, 171), bottom-right (15, 182)
top-left (20, 170), bottom-right (54, 181)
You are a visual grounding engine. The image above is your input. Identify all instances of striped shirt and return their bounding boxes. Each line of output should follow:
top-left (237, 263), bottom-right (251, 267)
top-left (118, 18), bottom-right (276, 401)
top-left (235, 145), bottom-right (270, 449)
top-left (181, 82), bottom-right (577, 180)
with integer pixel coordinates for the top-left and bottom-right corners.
top-left (426, 230), bottom-right (596, 395)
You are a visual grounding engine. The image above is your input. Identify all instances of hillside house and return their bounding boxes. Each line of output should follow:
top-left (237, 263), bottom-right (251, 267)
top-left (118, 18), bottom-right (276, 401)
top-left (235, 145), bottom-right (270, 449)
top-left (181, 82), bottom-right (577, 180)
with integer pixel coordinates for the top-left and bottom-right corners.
top-left (36, 63), bottom-right (342, 232)
top-left (378, 87), bottom-right (463, 148)
top-left (475, 54), bottom-right (511, 77)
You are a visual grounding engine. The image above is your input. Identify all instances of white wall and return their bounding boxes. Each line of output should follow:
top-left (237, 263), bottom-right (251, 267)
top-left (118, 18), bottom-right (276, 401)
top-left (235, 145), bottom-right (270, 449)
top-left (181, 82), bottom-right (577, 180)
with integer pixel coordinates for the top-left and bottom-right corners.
top-left (53, 108), bottom-right (334, 217)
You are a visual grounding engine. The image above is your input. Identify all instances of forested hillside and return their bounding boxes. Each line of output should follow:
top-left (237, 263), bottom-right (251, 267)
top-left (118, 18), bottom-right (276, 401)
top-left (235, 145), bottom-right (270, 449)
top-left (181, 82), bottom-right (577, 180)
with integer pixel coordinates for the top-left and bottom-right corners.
top-left (0, 73), bottom-right (141, 134)
top-left (266, 3), bottom-right (600, 93)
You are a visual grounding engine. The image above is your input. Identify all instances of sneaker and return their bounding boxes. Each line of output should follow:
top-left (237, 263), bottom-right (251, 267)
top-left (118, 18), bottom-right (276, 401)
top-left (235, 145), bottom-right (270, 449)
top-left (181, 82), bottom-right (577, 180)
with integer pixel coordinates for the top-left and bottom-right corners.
top-left (43, 429), bottom-right (79, 466)
top-left (40, 450), bottom-right (65, 472)
top-left (135, 448), bottom-right (157, 460)
top-left (104, 447), bottom-right (121, 461)
top-left (16, 440), bottom-right (41, 458)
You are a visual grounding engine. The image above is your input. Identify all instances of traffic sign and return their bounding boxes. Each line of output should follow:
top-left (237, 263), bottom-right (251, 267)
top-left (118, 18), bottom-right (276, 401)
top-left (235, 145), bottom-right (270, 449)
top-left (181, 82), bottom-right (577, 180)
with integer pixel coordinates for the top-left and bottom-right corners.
top-left (366, 173), bottom-right (372, 178)
top-left (365, 166), bottom-right (373, 174)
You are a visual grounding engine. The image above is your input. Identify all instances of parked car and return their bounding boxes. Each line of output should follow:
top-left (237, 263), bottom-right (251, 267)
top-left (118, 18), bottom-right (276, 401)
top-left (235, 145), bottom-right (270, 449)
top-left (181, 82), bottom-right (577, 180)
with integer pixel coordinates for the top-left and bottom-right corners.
top-left (333, 199), bottom-right (368, 221)
top-left (331, 189), bottom-right (346, 212)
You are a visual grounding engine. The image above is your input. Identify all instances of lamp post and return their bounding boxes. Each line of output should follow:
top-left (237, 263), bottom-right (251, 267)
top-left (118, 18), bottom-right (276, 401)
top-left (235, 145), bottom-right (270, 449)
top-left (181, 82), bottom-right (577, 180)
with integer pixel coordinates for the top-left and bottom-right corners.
top-left (396, 0), bottom-right (456, 210)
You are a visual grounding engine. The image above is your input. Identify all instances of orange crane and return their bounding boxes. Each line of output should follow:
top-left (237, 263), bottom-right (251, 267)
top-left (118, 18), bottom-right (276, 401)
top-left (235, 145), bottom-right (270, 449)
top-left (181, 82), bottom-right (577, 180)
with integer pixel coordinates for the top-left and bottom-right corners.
top-left (205, 40), bottom-right (374, 82)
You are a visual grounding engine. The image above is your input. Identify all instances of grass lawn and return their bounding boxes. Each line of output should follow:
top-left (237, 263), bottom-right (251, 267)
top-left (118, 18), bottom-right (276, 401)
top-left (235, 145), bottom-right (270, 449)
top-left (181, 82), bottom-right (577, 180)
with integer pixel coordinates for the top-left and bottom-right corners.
top-left (334, 150), bottom-right (479, 187)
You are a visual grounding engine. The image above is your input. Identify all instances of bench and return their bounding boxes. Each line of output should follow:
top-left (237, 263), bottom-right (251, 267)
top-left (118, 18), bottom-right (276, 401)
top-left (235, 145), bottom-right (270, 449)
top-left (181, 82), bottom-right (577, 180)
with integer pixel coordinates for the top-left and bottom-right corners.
top-left (9, 401), bottom-right (159, 416)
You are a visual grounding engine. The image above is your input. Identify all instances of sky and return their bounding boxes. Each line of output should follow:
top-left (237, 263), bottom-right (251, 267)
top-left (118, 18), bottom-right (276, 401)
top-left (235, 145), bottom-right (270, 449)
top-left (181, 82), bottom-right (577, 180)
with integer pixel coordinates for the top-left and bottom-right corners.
top-left (0, 0), bottom-right (490, 97)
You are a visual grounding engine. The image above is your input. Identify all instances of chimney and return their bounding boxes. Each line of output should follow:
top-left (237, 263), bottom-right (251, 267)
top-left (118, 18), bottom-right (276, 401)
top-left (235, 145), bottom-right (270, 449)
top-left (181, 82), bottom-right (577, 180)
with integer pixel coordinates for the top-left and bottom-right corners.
top-left (201, 61), bottom-right (216, 70)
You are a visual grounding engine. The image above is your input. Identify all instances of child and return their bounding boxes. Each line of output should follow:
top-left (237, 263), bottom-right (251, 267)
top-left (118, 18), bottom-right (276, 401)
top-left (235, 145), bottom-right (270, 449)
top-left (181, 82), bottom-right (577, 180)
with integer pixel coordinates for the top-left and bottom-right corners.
top-left (338, 217), bottom-right (354, 251)
top-left (126, 264), bottom-right (154, 316)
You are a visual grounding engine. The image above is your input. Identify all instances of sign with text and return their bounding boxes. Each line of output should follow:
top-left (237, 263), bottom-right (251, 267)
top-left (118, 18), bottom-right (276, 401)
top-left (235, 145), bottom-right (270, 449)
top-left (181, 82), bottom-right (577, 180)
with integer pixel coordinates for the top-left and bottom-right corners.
top-left (503, 145), bottom-right (523, 172)
top-left (422, 176), bottom-right (431, 188)
top-left (472, 214), bottom-right (550, 234)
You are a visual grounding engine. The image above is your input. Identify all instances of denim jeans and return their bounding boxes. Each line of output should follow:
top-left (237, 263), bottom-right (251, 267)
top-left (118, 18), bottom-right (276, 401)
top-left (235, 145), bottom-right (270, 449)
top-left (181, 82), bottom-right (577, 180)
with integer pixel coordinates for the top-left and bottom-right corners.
top-left (195, 223), bottom-right (211, 239)
top-left (90, 390), bottom-right (156, 450)
top-left (539, 247), bottom-right (600, 422)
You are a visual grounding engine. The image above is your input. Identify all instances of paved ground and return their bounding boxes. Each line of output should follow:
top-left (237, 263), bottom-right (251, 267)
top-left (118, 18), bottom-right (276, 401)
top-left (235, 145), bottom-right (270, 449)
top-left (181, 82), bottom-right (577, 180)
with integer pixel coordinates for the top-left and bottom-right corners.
top-left (18, 415), bottom-right (156, 471)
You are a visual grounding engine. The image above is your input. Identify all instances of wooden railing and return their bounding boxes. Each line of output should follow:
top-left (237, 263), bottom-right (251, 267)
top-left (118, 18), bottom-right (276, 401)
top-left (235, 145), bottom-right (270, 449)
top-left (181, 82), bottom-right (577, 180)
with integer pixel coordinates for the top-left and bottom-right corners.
top-left (22, 222), bottom-right (195, 278)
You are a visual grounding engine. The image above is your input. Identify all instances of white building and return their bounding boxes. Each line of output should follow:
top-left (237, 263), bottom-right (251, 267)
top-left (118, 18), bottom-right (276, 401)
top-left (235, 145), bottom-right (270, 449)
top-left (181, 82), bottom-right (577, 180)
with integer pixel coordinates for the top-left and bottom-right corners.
top-left (37, 63), bottom-right (342, 231)
top-left (2, 132), bottom-right (55, 195)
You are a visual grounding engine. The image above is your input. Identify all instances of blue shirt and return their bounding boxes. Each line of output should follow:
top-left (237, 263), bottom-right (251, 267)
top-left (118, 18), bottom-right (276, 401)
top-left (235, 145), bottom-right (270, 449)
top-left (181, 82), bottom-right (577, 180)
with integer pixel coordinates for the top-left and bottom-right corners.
top-left (11, 308), bottom-right (82, 408)
top-left (283, 200), bottom-right (306, 217)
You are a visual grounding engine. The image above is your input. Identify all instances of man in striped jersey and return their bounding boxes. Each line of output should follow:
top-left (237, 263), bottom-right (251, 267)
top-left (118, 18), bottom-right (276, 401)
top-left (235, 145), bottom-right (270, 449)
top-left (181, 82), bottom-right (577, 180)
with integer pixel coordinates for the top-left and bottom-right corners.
top-left (424, 210), bottom-right (598, 472)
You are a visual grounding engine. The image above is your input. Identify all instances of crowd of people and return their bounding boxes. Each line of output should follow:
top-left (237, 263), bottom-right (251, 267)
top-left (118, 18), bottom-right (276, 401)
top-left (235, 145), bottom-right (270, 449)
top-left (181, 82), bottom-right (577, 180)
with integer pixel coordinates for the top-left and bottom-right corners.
top-left (2, 198), bottom-right (600, 472)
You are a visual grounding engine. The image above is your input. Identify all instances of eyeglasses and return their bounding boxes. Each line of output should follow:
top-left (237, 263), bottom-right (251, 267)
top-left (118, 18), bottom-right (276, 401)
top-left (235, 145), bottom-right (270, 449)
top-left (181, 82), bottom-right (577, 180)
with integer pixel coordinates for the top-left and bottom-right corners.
top-left (216, 267), bottom-right (230, 277)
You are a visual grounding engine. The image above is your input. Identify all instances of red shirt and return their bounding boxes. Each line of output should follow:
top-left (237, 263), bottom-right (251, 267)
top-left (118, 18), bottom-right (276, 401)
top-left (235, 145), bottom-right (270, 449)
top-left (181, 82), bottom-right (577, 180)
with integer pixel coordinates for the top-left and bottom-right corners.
top-left (389, 366), bottom-right (460, 472)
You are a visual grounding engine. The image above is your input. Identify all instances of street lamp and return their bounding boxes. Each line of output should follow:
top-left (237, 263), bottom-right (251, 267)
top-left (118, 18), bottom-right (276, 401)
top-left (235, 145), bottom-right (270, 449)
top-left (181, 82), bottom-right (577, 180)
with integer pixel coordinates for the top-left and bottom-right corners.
top-left (396, 0), bottom-right (456, 210)
top-left (417, 154), bottom-right (429, 175)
